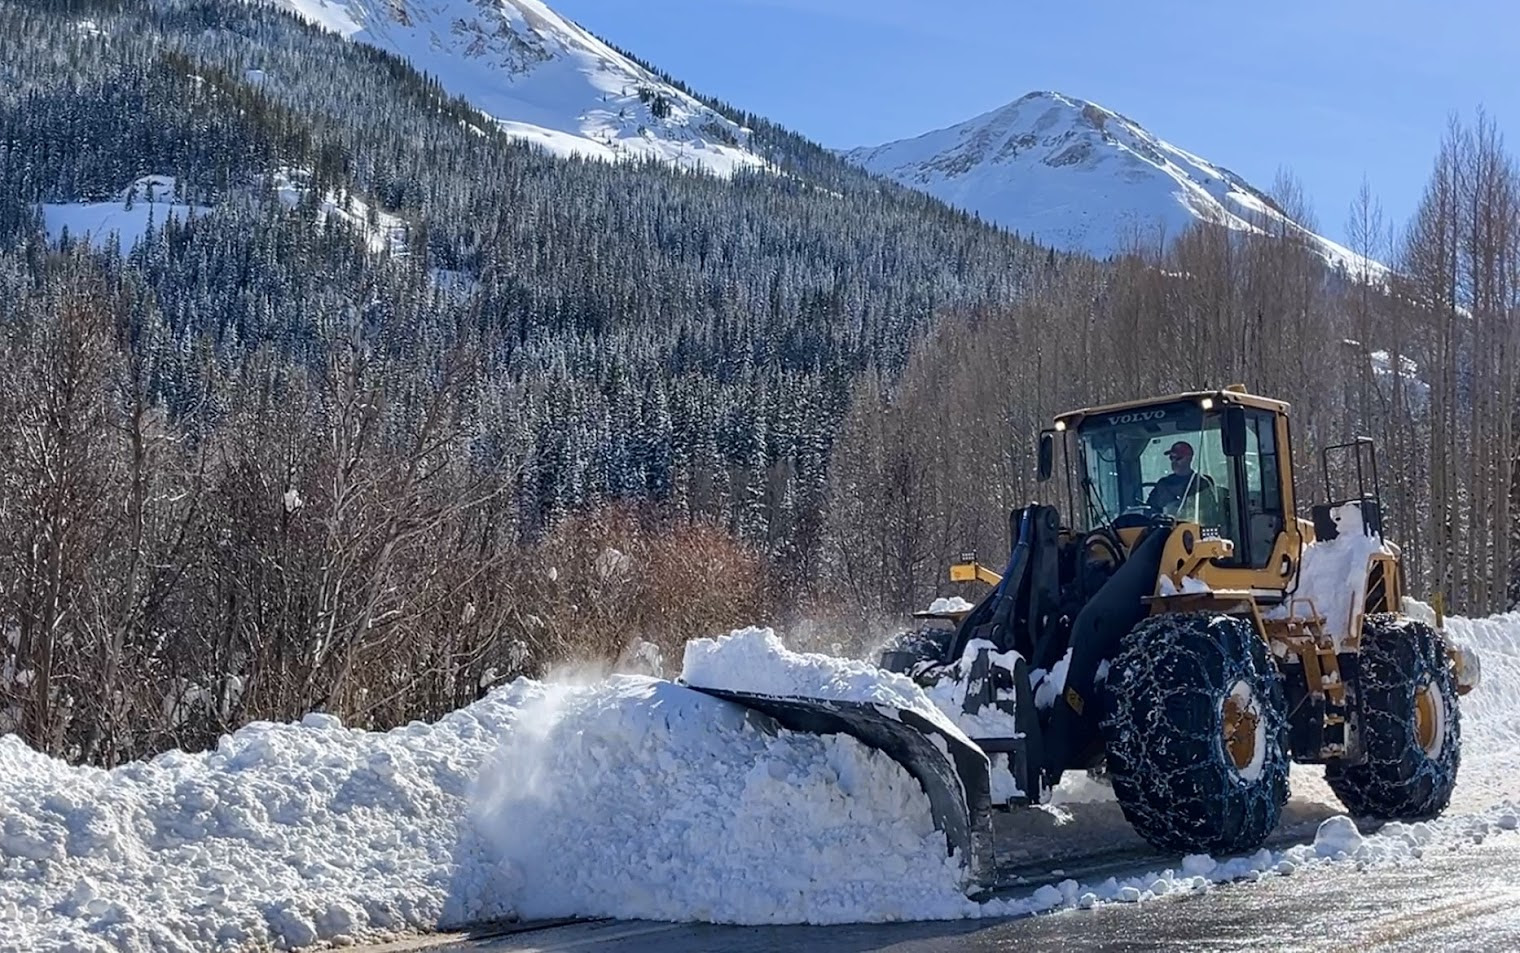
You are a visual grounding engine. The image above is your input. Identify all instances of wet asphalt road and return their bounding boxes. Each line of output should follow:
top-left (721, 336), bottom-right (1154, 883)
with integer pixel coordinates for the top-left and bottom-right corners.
top-left (384, 828), bottom-right (1520, 953)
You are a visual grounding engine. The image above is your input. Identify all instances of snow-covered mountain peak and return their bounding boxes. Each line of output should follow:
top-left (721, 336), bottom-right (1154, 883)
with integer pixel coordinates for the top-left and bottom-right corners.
top-left (847, 90), bottom-right (1378, 273)
top-left (270, 0), bottom-right (766, 175)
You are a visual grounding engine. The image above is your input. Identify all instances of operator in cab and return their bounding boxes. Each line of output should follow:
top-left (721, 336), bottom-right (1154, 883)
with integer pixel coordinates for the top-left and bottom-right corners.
top-left (1147, 440), bottom-right (1213, 513)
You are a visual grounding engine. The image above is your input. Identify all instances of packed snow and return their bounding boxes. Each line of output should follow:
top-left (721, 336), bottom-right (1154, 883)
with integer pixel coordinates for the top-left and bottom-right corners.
top-left (911, 638), bottom-right (1027, 804)
top-left (1031, 647), bottom-right (1072, 710)
top-left (1157, 574), bottom-right (1213, 596)
top-left (271, 0), bottom-right (765, 176)
top-left (2, 600), bottom-right (1518, 950)
top-left (846, 90), bottom-right (1386, 275)
top-left (915, 639), bottom-right (1024, 740)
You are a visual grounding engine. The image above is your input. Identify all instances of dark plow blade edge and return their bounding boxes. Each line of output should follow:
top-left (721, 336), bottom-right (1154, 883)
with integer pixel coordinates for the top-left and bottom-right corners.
top-left (685, 685), bottom-right (998, 897)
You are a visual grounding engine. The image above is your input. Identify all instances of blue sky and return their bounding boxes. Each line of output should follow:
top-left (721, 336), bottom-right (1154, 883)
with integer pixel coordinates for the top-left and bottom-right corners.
top-left (553, 0), bottom-right (1518, 248)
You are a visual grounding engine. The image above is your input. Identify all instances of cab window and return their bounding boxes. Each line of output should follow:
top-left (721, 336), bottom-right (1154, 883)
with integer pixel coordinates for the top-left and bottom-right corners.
top-left (1240, 410), bottom-right (1284, 567)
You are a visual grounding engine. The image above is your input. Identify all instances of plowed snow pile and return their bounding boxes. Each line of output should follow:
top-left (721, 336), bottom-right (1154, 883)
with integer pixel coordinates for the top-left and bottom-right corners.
top-left (2, 613), bottom-right (1518, 951)
top-left (455, 669), bottom-right (967, 926)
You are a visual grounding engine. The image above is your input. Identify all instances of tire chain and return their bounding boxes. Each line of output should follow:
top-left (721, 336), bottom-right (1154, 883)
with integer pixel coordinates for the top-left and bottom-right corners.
top-left (1102, 612), bottom-right (1291, 855)
top-left (1326, 613), bottom-right (1460, 819)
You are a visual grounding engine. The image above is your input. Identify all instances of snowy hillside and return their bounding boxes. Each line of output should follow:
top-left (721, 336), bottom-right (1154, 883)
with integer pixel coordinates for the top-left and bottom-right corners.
top-left (270, 0), bottom-right (765, 175)
top-left (847, 91), bottom-right (1378, 272)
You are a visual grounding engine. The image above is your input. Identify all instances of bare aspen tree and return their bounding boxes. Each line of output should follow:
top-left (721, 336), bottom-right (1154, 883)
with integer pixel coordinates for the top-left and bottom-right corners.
top-left (1459, 113), bottom-right (1520, 611)
top-left (1403, 121), bottom-right (1463, 605)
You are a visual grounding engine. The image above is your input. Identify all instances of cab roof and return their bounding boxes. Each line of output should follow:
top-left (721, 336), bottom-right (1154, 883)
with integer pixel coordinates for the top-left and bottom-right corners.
top-left (1054, 386), bottom-right (1290, 430)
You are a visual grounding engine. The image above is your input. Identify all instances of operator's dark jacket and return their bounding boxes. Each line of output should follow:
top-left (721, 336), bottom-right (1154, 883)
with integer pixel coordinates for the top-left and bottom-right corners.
top-left (1147, 470), bottom-right (1212, 510)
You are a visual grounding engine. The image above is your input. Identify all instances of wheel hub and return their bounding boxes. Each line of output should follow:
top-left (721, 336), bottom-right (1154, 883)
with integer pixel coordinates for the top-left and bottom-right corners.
top-left (1414, 682), bottom-right (1446, 758)
top-left (1222, 682), bottom-right (1263, 776)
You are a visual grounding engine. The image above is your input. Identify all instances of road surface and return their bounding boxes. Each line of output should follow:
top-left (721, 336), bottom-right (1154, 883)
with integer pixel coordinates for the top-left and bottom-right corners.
top-left (371, 825), bottom-right (1520, 952)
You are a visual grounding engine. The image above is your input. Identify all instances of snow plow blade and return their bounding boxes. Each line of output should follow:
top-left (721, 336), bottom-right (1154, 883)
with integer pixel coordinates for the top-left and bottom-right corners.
top-left (686, 686), bottom-right (996, 896)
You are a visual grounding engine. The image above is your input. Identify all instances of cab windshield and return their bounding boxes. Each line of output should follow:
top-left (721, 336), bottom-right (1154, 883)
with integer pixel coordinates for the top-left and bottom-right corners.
top-left (1075, 400), bottom-right (1238, 544)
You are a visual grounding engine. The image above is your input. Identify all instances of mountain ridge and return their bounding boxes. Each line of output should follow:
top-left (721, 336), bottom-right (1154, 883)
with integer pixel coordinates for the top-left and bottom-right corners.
top-left (845, 90), bottom-right (1380, 274)
top-left (271, 0), bottom-right (767, 175)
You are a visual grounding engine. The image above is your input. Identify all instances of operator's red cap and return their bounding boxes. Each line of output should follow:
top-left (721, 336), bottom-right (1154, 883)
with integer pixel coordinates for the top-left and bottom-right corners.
top-left (1166, 441), bottom-right (1194, 459)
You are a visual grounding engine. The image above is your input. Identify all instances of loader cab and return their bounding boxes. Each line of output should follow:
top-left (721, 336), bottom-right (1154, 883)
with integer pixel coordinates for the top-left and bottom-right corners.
top-left (1047, 388), bottom-right (1304, 596)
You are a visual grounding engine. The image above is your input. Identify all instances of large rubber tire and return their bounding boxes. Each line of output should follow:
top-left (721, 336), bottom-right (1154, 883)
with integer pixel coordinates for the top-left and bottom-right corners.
top-left (1101, 612), bottom-right (1290, 855)
top-left (1326, 613), bottom-right (1460, 820)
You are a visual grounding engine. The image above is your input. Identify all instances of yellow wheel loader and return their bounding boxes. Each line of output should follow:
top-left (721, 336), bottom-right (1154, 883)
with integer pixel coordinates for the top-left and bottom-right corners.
top-left (690, 386), bottom-right (1480, 897)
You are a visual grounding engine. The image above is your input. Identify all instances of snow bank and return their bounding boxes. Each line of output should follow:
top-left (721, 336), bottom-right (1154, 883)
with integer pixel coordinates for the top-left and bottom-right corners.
top-left (0, 632), bottom-right (982, 950)
top-left (1413, 601), bottom-right (1520, 812)
top-left (0, 684), bottom-right (536, 951)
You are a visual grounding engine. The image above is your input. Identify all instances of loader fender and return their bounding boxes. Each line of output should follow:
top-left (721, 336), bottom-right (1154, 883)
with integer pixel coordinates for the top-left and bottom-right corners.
top-left (685, 686), bottom-right (997, 896)
top-left (1041, 524), bottom-right (1170, 781)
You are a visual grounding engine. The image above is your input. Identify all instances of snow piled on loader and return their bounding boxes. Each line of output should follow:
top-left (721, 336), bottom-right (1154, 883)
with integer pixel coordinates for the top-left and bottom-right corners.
top-left (1, 609), bottom-right (1518, 950)
top-left (1265, 502), bottom-right (1390, 646)
top-left (681, 626), bottom-right (972, 743)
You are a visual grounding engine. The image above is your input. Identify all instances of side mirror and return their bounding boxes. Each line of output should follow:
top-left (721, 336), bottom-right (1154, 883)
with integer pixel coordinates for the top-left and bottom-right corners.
top-left (1222, 404), bottom-right (1247, 458)
top-left (1037, 430), bottom-right (1055, 482)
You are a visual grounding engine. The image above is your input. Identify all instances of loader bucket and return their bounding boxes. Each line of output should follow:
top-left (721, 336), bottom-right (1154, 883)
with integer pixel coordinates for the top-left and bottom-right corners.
top-left (686, 686), bottom-right (997, 895)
